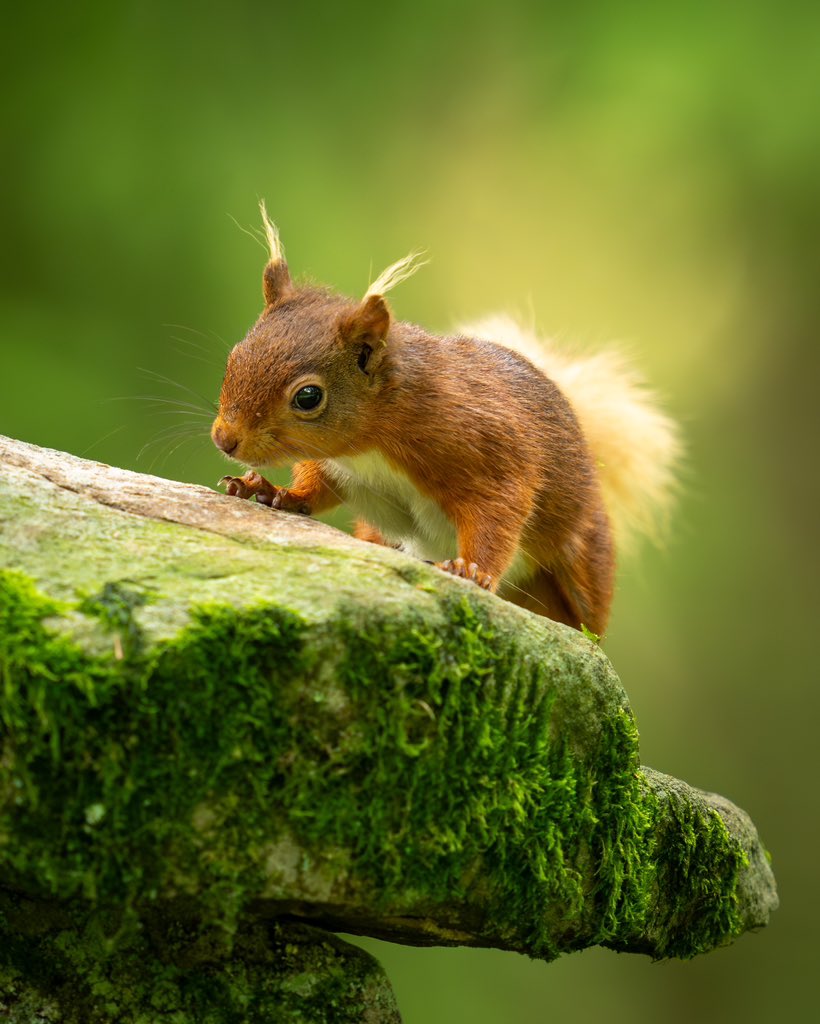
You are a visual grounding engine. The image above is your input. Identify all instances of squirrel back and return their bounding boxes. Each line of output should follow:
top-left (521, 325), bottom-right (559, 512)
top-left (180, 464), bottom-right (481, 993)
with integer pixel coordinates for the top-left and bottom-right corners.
top-left (460, 315), bottom-right (682, 554)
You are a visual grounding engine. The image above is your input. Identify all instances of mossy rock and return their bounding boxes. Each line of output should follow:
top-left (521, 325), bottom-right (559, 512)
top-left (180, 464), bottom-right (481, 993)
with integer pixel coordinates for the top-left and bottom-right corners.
top-left (0, 437), bottom-right (777, 1022)
top-left (0, 893), bottom-right (400, 1024)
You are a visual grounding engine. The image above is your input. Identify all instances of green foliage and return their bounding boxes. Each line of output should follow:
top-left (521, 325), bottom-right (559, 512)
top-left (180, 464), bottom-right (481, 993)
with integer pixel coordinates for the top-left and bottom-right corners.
top-left (580, 624), bottom-right (601, 644)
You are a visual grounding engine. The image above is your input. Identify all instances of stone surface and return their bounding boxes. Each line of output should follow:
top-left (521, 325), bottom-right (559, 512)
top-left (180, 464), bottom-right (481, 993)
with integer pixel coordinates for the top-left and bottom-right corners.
top-left (0, 435), bottom-right (777, 1018)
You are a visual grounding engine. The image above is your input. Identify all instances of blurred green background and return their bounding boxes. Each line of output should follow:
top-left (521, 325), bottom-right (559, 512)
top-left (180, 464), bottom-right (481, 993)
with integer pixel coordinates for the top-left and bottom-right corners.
top-left (2, 1), bottom-right (818, 1020)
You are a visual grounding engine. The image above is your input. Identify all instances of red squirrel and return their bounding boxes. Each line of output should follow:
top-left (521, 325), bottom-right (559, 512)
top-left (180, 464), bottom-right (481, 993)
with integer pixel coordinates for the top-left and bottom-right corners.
top-left (212, 203), bottom-right (679, 635)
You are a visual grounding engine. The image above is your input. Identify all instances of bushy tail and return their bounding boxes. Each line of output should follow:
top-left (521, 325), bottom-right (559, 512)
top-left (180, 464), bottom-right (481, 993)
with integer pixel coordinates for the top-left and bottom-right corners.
top-left (461, 315), bottom-right (682, 552)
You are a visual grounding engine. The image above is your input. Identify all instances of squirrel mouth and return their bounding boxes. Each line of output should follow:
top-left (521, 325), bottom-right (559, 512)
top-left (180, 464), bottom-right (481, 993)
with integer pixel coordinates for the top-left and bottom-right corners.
top-left (245, 445), bottom-right (291, 471)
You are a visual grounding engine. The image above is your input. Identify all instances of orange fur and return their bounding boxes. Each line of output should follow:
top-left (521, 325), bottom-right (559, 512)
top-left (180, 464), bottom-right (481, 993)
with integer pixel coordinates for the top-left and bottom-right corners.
top-left (289, 460), bottom-right (341, 514)
top-left (353, 521), bottom-right (398, 547)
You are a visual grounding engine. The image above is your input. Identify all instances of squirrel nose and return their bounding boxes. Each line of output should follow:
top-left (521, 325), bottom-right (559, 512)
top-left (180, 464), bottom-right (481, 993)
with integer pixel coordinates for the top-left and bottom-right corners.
top-left (212, 425), bottom-right (239, 455)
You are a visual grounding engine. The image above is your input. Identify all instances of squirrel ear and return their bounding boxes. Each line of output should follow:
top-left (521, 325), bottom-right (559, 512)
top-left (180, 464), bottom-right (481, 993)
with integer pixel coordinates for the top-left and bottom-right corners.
top-left (339, 294), bottom-right (391, 343)
top-left (262, 259), bottom-right (293, 306)
top-left (338, 295), bottom-right (391, 375)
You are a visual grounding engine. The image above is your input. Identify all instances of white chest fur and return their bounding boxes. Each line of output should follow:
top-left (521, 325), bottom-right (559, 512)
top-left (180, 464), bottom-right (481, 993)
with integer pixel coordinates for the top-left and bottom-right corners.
top-left (325, 451), bottom-right (533, 584)
top-left (325, 452), bottom-right (456, 563)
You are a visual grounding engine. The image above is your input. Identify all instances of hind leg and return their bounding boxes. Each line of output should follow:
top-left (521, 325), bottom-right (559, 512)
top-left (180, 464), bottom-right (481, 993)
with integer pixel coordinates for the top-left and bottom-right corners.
top-left (515, 506), bottom-right (615, 634)
top-left (499, 568), bottom-right (578, 627)
top-left (553, 512), bottom-right (615, 635)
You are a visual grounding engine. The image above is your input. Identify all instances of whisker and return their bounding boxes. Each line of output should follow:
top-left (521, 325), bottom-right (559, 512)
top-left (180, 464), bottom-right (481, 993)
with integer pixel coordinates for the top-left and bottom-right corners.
top-left (227, 213), bottom-right (268, 255)
top-left (162, 433), bottom-right (207, 468)
top-left (166, 332), bottom-right (213, 354)
top-left (141, 423), bottom-right (208, 444)
top-left (162, 322), bottom-right (232, 353)
top-left (169, 338), bottom-right (224, 369)
top-left (104, 397), bottom-right (215, 423)
top-left (496, 575), bottom-right (553, 615)
top-left (162, 323), bottom-right (214, 338)
top-left (136, 367), bottom-right (217, 413)
top-left (139, 431), bottom-right (206, 471)
top-left (138, 424), bottom-right (207, 457)
top-left (142, 409), bottom-right (214, 420)
top-left (79, 425), bottom-right (128, 459)
top-left (176, 436), bottom-right (209, 478)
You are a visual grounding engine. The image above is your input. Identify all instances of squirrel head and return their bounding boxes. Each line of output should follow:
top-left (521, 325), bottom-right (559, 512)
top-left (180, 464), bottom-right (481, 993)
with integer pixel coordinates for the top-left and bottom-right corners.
top-left (211, 205), bottom-right (424, 470)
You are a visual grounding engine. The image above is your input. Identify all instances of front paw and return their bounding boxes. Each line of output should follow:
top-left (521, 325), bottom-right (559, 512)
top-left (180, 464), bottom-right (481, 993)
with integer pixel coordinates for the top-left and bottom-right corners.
top-left (436, 558), bottom-right (493, 590)
top-left (219, 474), bottom-right (312, 515)
top-left (266, 488), bottom-right (312, 515)
top-left (219, 471), bottom-right (277, 503)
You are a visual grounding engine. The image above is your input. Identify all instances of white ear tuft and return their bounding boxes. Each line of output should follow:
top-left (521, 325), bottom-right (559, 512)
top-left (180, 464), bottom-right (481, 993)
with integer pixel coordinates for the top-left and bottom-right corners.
top-left (365, 251), bottom-right (428, 300)
top-left (259, 199), bottom-right (285, 265)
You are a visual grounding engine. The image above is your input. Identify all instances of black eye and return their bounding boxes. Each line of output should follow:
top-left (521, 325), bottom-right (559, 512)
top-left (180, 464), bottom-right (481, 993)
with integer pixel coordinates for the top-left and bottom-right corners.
top-left (293, 385), bottom-right (324, 411)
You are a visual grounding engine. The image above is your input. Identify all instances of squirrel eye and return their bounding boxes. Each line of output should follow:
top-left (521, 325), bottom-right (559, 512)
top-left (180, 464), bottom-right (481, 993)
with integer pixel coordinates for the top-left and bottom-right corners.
top-left (293, 385), bottom-right (324, 412)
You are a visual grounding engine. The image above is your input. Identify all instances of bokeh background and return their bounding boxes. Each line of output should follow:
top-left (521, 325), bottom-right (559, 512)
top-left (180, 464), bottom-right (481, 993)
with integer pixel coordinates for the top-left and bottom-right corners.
top-left (2, 2), bottom-right (818, 1021)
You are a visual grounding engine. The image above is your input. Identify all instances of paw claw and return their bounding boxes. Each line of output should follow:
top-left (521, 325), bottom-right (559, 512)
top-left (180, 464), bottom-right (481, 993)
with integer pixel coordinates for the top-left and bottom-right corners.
top-left (219, 475), bottom-right (247, 498)
top-left (435, 558), bottom-right (494, 591)
top-left (218, 472), bottom-right (276, 503)
top-left (219, 473), bottom-right (312, 516)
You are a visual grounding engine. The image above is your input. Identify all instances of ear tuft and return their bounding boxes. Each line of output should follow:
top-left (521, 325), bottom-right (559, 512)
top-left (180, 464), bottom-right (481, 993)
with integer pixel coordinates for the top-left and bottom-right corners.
top-left (365, 251), bottom-right (427, 300)
top-left (259, 200), bottom-right (285, 264)
top-left (259, 200), bottom-right (293, 306)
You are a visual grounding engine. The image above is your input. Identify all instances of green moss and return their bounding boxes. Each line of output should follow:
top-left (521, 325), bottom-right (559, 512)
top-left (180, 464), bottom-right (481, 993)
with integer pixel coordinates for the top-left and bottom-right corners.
top-left (642, 779), bottom-right (749, 959)
top-left (0, 565), bottom-right (752, 973)
top-left (1, 570), bottom-right (306, 932)
top-left (294, 598), bottom-right (653, 958)
top-left (0, 892), bottom-right (400, 1023)
top-left (77, 581), bottom-right (155, 656)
